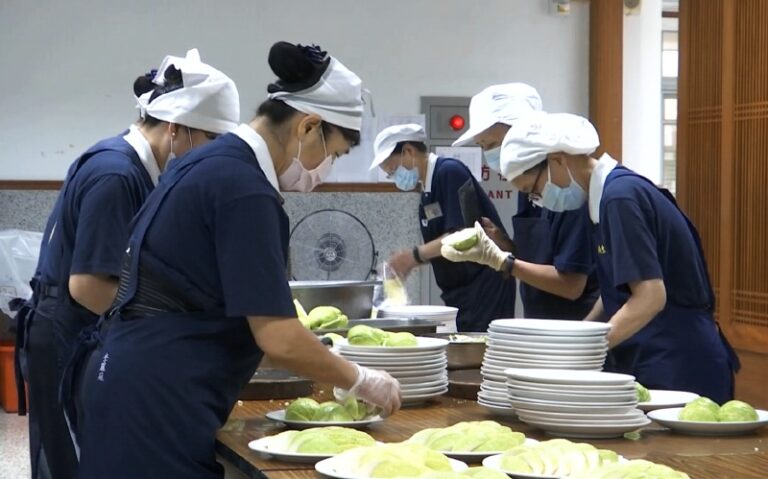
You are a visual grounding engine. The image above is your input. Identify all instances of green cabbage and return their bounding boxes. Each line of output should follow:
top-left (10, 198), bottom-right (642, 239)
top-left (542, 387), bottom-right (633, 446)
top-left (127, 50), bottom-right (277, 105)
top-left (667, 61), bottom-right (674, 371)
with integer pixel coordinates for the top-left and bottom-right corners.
top-left (384, 331), bottom-right (418, 347)
top-left (718, 400), bottom-right (758, 422)
top-left (678, 404), bottom-right (718, 422)
top-left (407, 421), bottom-right (524, 452)
top-left (307, 306), bottom-right (348, 330)
top-left (268, 426), bottom-right (374, 454)
top-left (569, 459), bottom-right (690, 478)
top-left (635, 382), bottom-right (651, 402)
top-left (498, 439), bottom-right (620, 476)
top-left (313, 401), bottom-right (354, 422)
top-left (348, 325), bottom-right (389, 346)
top-left (284, 397), bottom-right (319, 421)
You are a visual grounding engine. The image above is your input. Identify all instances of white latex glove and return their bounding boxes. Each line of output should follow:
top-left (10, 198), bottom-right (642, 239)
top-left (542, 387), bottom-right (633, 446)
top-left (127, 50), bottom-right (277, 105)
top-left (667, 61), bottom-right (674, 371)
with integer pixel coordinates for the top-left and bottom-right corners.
top-left (440, 221), bottom-right (508, 271)
top-left (335, 364), bottom-right (401, 417)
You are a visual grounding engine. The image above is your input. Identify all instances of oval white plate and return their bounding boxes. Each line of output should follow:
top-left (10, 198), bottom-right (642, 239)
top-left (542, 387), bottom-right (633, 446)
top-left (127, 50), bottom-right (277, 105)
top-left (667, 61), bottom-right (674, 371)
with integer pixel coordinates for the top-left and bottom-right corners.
top-left (477, 400), bottom-right (518, 418)
top-left (398, 372), bottom-right (447, 384)
top-left (434, 438), bottom-right (539, 462)
top-left (315, 455), bottom-right (466, 479)
top-left (521, 418), bottom-right (651, 439)
top-left (487, 345), bottom-right (608, 356)
top-left (265, 409), bottom-right (384, 430)
top-left (482, 452), bottom-right (627, 478)
top-left (647, 407), bottom-right (768, 435)
top-left (247, 436), bottom-right (338, 463)
top-left (509, 399), bottom-right (637, 415)
top-left (488, 339), bottom-right (608, 351)
top-left (506, 379), bottom-right (634, 394)
top-left (514, 407), bottom-right (645, 422)
top-left (336, 337), bottom-right (448, 353)
top-left (637, 390), bottom-right (700, 411)
top-left (505, 368), bottom-right (635, 385)
top-left (379, 305), bottom-right (459, 315)
top-left (487, 332), bottom-right (608, 344)
top-left (489, 319), bottom-right (612, 335)
top-left (509, 389), bottom-right (637, 403)
top-left (485, 350), bottom-right (607, 362)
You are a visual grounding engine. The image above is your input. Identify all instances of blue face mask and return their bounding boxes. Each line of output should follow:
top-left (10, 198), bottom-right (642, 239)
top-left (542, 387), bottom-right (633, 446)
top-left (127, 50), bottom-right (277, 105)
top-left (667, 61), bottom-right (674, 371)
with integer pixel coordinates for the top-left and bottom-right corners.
top-left (483, 146), bottom-right (501, 172)
top-left (393, 165), bottom-right (420, 191)
top-left (539, 163), bottom-right (587, 212)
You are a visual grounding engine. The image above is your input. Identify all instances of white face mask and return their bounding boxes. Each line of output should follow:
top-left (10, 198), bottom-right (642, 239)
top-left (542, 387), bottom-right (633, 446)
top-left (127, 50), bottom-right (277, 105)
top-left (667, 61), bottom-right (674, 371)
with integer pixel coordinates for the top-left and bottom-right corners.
top-left (278, 127), bottom-right (333, 192)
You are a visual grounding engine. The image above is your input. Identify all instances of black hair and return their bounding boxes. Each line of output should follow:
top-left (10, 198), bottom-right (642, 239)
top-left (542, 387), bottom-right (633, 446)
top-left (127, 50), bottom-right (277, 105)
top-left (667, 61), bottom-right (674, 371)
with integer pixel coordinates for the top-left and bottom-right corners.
top-left (256, 41), bottom-right (360, 146)
top-left (132, 65), bottom-right (185, 127)
top-left (391, 141), bottom-right (428, 154)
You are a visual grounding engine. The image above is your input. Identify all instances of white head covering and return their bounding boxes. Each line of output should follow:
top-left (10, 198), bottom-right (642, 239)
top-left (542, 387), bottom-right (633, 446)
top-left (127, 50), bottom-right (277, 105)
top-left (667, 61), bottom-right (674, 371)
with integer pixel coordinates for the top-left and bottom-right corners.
top-left (267, 57), bottom-right (364, 131)
top-left (370, 124), bottom-right (427, 170)
top-left (500, 111), bottom-right (600, 181)
top-left (138, 49), bottom-right (240, 134)
top-left (452, 83), bottom-right (543, 147)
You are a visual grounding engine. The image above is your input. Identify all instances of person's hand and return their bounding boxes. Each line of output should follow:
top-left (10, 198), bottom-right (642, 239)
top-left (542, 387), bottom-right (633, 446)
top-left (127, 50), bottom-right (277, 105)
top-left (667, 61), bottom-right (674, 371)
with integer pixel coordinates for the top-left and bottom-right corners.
top-left (337, 364), bottom-right (402, 417)
top-left (387, 249), bottom-right (418, 280)
top-left (481, 217), bottom-right (515, 253)
top-left (440, 222), bottom-right (508, 271)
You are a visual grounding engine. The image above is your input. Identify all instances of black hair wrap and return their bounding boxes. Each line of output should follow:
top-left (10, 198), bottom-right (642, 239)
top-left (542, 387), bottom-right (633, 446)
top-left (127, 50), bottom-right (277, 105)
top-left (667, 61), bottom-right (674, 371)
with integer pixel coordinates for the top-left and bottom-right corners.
top-left (267, 41), bottom-right (331, 94)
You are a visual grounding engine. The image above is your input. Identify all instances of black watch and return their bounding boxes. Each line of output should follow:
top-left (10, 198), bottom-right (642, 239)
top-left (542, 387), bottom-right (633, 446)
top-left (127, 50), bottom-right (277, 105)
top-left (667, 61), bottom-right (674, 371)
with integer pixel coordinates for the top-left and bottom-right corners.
top-left (412, 246), bottom-right (426, 264)
top-left (501, 253), bottom-right (516, 279)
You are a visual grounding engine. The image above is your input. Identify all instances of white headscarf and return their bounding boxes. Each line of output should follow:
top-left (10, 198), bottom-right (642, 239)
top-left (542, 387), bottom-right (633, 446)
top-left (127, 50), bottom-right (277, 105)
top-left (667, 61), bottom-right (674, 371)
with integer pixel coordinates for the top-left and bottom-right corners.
top-left (267, 57), bottom-right (364, 131)
top-left (500, 111), bottom-right (600, 181)
top-left (137, 49), bottom-right (240, 134)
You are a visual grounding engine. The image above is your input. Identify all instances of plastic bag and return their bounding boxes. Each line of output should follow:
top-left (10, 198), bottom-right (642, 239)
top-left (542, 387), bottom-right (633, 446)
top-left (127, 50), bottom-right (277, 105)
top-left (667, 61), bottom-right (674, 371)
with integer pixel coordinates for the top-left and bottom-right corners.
top-left (371, 262), bottom-right (409, 317)
top-left (0, 229), bottom-right (42, 315)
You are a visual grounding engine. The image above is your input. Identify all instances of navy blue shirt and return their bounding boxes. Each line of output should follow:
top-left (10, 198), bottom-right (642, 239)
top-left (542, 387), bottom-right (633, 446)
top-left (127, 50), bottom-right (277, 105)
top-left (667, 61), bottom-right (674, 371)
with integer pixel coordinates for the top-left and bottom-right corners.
top-left (137, 133), bottom-right (295, 318)
top-left (37, 135), bottom-right (154, 294)
top-left (595, 166), bottom-right (713, 316)
top-left (514, 197), bottom-right (599, 319)
top-left (420, 158), bottom-right (508, 292)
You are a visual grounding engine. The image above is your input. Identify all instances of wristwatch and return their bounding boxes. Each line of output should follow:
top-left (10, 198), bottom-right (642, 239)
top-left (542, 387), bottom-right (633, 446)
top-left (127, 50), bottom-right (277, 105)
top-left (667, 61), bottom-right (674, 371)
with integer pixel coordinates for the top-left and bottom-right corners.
top-left (412, 246), bottom-right (426, 264)
top-left (501, 253), bottom-right (516, 279)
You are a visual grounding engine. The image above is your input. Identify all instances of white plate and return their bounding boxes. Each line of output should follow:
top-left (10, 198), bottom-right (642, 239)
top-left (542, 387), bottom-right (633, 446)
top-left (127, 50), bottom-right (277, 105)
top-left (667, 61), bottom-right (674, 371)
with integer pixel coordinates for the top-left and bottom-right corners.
top-left (345, 354), bottom-right (446, 364)
top-left (514, 407), bottom-right (646, 422)
top-left (485, 350), bottom-right (607, 362)
top-left (477, 400), bottom-right (518, 418)
top-left (509, 395), bottom-right (637, 408)
top-left (339, 350), bottom-right (445, 359)
top-left (509, 389), bottom-right (637, 403)
top-left (506, 379), bottom-right (634, 394)
top-left (315, 455), bottom-right (467, 479)
top-left (265, 410), bottom-right (384, 430)
top-left (248, 436), bottom-right (338, 463)
top-left (402, 388), bottom-right (448, 403)
top-left (489, 338), bottom-right (608, 350)
top-left (522, 417), bottom-right (651, 439)
top-left (402, 384), bottom-right (450, 396)
top-left (360, 360), bottom-right (447, 372)
top-left (478, 392), bottom-right (509, 403)
top-left (398, 373), bottom-right (447, 384)
top-left (401, 378), bottom-right (449, 390)
top-left (509, 399), bottom-right (637, 415)
top-left (487, 345), bottom-right (608, 356)
top-left (379, 305), bottom-right (458, 315)
top-left (490, 319), bottom-right (612, 335)
top-left (485, 358), bottom-right (605, 368)
top-left (487, 332), bottom-right (608, 344)
top-left (637, 390), bottom-right (700, 411)
top-left (336, 337), bottom-right (448, 353)
top-left (505, 369), bottom-right (635, 386)
top-left (647, 407), bottom-right (768, 436)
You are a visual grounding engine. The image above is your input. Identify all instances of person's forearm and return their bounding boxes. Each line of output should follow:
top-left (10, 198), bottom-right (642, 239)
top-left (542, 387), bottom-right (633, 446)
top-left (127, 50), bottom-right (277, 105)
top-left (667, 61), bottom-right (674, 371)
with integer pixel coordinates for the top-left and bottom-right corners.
top-left (584, 296), bottom-right (605, 322)
top-left (418, 235), bottom-right (447, 261)
top-left (606, 280), bottom-right (666, 347)
top-left (249, 317), bottom-right (358, 389)
top-left (512, 261), bottom-right (587, 300)
top-left (69, 274), bottom-right (119, 315)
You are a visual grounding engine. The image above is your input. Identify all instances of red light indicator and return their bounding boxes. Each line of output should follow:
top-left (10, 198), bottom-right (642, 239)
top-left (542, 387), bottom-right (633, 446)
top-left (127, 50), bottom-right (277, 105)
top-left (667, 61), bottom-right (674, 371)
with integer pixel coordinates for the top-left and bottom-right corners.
top-left (449, 114), bottom-right (465, 131)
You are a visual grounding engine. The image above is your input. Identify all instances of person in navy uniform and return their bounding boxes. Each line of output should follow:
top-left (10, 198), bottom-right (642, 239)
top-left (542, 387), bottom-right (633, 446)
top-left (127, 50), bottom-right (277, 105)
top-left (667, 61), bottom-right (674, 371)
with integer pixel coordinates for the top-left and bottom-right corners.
top-left (444, 110), bottom-right (739, 403)
top-left (370, 124), bottom-right (515, 332)
top-left (16, 49), bottom-right (238, 479)
top-left (453, 83), bottom-right (598, 320)
top-left (70, 42), bottom-right (401, 479)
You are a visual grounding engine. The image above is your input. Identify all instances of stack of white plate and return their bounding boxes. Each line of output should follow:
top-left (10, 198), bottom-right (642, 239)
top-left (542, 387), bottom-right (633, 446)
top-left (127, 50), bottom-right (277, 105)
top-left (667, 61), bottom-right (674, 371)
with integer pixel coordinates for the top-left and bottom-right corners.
top-left (506, 368), bottom-right (650, 439)
top-left (478, 319), bottom-right (611, 414)
top-left (378, 305), bottom-right (459, 333)
top-left (335, 337), bottom-right (449, 405)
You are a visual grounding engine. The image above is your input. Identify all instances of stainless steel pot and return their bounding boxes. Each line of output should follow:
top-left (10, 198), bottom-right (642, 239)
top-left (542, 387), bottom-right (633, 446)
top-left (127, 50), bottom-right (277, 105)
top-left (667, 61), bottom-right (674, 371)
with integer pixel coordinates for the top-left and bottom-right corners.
top-left (429, 332), bottom-right (488, 370)
top-left (290, 280), bottom-right (380, 319)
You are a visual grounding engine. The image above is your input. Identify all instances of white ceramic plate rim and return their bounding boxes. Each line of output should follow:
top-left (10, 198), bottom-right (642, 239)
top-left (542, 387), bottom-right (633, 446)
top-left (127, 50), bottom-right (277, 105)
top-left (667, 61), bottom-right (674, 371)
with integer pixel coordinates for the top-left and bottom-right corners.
top-left (490, 318), bottom-right (611, 333)
top-left (504, 368), bottom-right (635, 385)
top-left (647, 407), bottom-right (768, 430)
top-left (506, 380), bottom-right (634, 393)
top-left (637, 390), bottom-right (700, 410)
top-left (265, 410), bottom-right (384, 428)
top-left (336, 337), bottom-right (449, 352)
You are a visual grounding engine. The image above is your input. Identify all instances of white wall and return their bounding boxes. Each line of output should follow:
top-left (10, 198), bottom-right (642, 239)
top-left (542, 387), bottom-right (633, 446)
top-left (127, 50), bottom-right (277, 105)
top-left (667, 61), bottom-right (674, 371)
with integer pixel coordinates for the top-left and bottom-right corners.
top-left (0, 0), bottom-right (589, 180)
top-left (623, 0), bottom-right (663, 184)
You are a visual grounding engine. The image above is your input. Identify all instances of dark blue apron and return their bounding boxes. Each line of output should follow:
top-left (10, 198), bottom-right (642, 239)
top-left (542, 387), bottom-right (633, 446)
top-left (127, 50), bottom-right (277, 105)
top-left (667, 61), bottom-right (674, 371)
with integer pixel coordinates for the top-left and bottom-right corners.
top-left (64, 149), bottom-right (261, 479)
top-left (441, 269), bottom-right (517, 332)
top-left (598, 169), bottom-right (739, 403)
top-left (15, 138), bottom-right (146, 479)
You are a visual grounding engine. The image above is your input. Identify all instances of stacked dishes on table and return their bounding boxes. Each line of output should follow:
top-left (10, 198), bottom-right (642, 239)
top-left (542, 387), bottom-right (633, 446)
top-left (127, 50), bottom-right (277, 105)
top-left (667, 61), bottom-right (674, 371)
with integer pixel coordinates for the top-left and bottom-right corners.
top-left (335, 337), bottom-right (449, 405)
top-left (378, 305), bottom-right (459, 333)
top-left (507, 368), bottom-right (650, 438)
top-left (478, 319), bottom-right (611, 416)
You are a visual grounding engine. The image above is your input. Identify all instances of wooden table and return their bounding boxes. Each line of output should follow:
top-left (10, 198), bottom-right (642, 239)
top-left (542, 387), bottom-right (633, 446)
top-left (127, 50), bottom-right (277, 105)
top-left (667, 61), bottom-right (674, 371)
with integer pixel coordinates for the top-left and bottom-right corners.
top-left (216, 396), bottom-right (768, 479)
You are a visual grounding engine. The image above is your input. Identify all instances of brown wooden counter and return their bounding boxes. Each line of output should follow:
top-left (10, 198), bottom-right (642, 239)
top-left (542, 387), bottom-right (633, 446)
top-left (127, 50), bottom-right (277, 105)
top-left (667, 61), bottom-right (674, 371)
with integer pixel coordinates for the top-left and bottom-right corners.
top-left (216, 396), bottom-right (767, 479)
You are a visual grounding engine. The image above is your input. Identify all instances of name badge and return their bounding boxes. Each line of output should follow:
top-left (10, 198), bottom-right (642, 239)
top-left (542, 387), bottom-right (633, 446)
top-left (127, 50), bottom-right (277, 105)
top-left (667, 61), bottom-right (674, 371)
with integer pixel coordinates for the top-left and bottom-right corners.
top-left (424, 202), bottom-right (443, 221)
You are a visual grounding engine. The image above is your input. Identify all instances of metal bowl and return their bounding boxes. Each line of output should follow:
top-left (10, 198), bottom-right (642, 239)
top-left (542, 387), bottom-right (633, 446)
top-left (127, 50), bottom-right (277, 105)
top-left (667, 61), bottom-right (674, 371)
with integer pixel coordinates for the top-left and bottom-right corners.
top-left (290, 280), bottom-right (379, 319)
top-left (313, 318), bottom-right (441, 336)
top-left (429, 332), bottom-right (488, 370)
